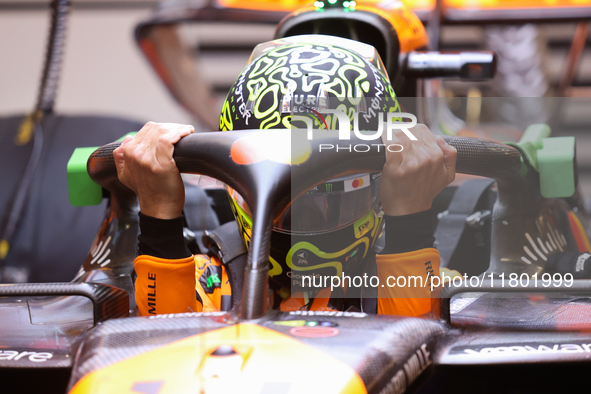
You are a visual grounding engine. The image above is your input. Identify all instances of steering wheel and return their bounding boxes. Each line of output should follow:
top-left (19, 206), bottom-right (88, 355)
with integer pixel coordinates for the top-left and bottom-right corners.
top-left (88, 129), bottom-right (521, 319)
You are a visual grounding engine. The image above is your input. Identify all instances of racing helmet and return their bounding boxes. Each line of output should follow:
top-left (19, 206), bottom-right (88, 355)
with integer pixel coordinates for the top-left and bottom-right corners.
top-left (220, 35), bottom-right (400, 290)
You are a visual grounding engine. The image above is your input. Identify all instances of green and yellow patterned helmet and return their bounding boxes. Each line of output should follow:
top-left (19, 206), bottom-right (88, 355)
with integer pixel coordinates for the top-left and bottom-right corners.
top-left (220, 35), bottom-right (399, 293)
top-left (220, 34), bottom-right (398, 131)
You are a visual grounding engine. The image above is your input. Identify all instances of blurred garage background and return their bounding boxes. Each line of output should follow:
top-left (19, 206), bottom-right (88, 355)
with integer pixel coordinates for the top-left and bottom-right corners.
top-left (2, 1), bottom-right (590, 165)
top-left (2, 1), bottom-right (591, 133)
top-left (0, 0), bottom-right (590, 282)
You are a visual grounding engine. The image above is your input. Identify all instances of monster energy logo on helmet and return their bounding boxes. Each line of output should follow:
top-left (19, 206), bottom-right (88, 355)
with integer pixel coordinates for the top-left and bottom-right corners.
top-left (220, 40), bottom-right (400, 132)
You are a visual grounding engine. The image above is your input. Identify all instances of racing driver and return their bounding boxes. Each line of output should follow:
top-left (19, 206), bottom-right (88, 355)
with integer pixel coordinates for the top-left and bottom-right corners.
top-left (114, 39), bottom-right (457, 318)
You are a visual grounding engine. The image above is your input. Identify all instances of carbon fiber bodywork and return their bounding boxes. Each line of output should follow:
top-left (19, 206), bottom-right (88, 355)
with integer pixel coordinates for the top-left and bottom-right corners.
top-left (66, 311), bottom-right (445, 393)
top-left (65, 304), bottom-right (591, 393)
top-left (0, 282), bottom-right (129, 325)
top-left (3, 131), bottom-right (591, 393)
top-left (69, 312), bottom-right (230, 385)
top-left (0, 282), bottom-right (129, 369)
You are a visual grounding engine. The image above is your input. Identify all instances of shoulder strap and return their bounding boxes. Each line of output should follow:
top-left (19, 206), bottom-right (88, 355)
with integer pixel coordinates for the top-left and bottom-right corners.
top-left (183, 183), bottom-right (220, 232)
top-left (434, 178), bottom-right (495, 268)
top-left (201, 221), bottom-right (247, 311)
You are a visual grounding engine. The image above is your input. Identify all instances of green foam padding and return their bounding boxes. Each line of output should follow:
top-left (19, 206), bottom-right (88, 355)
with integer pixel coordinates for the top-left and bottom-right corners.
top-left (515, 124), bottom-right (552, 170)
top-left (66, 132), bottom-right (137, 207)
top-left (538, 136), bottom-right (576, 199)
top-left (67, 146), bottom-right (102, 206)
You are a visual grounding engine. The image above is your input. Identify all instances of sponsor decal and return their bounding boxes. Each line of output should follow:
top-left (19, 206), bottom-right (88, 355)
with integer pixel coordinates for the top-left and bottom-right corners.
top-left (273, 320), bottom-right (338, 328)
top-left (273, 320), bottom-right (307, 327)
top-left (0, 349), bottom-right (54, 363)
top-left (344, 174), bottom-right (369, 192)
top-left (296, 250), bottom-right (309, 266)
top-left (296, 251), bottom-right (308, 260)
top-left (289, 326), bottom-right (339, 338)
top-left (89, 235), bottom-right (112, 267)
top-left (232, 66), bottom-right (251, 126)
top-left (450, 341), bottom-right (591, 355)
top-left (354, 211), bottom-right (374, 239)
top-left (199, 265), bottom-right (223, 294)
top-left (147, 272), bottom-right (156, 315)
top-left (382, 343), bottom-right (432, 394)
top-left (289, 310), bottom-right (366, 318)
top-left (149, 311), bottom-right (227, 319)
top-left (207, 273), bottom-right (221, 288)
top-left (424, 261), bottom-right (434, 285)
top-left (449, 293), bottom-right (483, 314)
top-left (576, 253), bottom-right (590, 272)
top-left (132, 381), bottom-right (163, 394)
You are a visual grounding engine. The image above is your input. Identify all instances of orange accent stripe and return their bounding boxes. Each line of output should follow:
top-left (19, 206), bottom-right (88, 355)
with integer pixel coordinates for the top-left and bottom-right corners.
top-left (230, 137), bottom-right (263, 165)
top-left (568, 211), bottom-right (591, 253)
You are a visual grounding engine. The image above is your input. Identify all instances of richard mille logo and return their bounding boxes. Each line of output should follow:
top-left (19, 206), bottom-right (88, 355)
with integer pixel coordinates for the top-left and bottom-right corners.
top-left (147, 272), bottom-right (156, 314)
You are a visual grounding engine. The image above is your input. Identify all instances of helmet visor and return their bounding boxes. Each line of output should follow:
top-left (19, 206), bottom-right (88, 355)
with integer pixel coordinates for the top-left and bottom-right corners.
top-left (277, 172), bottom-right (381, 234)
top-left (228, 173), bottom-right (381, 235)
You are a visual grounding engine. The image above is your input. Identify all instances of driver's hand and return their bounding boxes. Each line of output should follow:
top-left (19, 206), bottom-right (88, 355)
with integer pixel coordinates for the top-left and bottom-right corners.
top-left (113, 122), bottom-right (194, 219)
top-left (380, 124), bottom-right (456, 216)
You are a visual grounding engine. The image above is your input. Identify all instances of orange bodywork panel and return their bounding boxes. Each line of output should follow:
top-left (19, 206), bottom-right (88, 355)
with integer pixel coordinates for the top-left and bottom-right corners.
top-left (445, 0), bottom-right (591, 10)
top-left (69, 324), bottom-right (367, 394)
top-left (217, 0), bottom-right (434, 13)
top-left (218, 0), bottom-right (591, 14)
top-left (292, 1), bottom-right (429, 52)
top-left (217, 0), bottom-right (312, 12)
top-left (218, 0), bottom-right (429, 52)
top-left (367, 1), bottom-right (429, 52)
top-left (402, 0), bottom-right (591, 10)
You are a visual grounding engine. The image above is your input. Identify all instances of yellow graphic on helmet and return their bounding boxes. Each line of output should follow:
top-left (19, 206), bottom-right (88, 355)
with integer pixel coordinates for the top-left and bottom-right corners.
top-left (287, 238), bottom-right (371, 277)
top-left (354, 211), bottom-right (375, 239)
top-left (229, 196), bottom-right (284, 278)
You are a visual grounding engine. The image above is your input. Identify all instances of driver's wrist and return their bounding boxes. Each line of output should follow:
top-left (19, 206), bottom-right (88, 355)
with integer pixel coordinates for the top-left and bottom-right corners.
top-left (139, 198), bottom-right (184, 220)
top-left (382, 200), bottom-right (432, 216)
top-left (138, 212), bottom-right (191, 259)
top-left (380, 210), bottom-right (435, 255)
